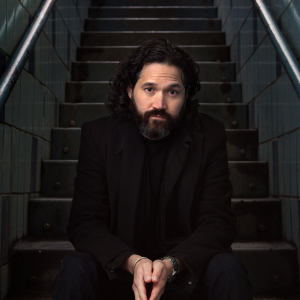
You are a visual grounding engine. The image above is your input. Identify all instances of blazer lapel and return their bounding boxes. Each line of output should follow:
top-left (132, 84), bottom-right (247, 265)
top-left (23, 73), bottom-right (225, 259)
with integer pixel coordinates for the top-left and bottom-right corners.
top-left (160, 123), bottom-right (204, 222)
top-left (117, 121), bottom-right (145, 247)
top-left (160, 126), bottom-right (193, 208)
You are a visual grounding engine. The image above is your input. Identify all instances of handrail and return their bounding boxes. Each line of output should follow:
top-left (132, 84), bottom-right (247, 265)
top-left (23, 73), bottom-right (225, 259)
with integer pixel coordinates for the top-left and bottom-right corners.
top-left (0, 0), bottom-right (57, 112)
top-left (253, 0), bottom-right (300, 99)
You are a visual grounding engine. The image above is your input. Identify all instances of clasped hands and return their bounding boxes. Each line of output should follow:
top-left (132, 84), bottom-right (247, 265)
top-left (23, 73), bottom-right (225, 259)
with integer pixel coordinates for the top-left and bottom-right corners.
top-left (121, 254), bottom-right (173, 300)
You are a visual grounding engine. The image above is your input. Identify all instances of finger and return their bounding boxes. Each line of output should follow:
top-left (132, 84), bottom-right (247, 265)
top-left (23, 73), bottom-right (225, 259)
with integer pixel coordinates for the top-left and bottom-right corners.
top-left (141, 260), bottom-right (153, 283)
top-left (152, 260), bottom-right (165, 282)
top-left (133, 270), bottom-right (149, 300)
top-left (149, 281), bottom-right (166, 300)
top-left (132, 284), bottom-right (142, 300)
top-left (133, 274), bottom-right (148, 300)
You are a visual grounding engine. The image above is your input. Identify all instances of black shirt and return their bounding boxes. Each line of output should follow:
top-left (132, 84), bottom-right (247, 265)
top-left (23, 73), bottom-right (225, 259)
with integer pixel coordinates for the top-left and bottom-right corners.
top-left (135, 133), bottom-right (174, 260)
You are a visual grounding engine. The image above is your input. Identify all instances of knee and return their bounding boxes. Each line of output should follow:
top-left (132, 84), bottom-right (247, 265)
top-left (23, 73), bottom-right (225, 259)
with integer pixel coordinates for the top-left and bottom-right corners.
top-left (59, 252), bottom-right (99, 279)
top-left (205, 253), bottom-right (248, 280)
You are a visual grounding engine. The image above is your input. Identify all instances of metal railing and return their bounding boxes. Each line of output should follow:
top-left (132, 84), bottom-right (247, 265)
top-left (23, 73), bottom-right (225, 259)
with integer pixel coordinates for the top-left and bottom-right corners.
top-left (253, 0), bottom-right (300, 99)
top-left (0, 0), bottom-right (57, 112)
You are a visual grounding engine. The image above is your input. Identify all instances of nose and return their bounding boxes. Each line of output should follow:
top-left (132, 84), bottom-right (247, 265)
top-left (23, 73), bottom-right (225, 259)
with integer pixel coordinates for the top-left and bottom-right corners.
top-left (152, 92), bottom-right (167, 110)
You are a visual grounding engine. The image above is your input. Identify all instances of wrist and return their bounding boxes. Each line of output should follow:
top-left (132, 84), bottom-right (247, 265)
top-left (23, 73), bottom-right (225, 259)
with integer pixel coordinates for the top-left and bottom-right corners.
top-left (161, 256), bottom-right (179, 282)
top-left (121, 254), bottom-right (141, 274)
top-left (162, 258), bottom-right (173, 277)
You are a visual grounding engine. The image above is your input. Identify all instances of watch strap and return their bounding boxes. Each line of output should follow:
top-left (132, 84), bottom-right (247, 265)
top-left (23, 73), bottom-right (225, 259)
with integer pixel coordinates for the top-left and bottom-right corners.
top-left (161, 256), bottom-right (179, 282)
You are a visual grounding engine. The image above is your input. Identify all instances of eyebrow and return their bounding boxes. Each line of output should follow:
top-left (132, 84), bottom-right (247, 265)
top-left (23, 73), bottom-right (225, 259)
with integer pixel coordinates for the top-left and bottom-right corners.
top-left (140, 82), bottom-right (182, 89)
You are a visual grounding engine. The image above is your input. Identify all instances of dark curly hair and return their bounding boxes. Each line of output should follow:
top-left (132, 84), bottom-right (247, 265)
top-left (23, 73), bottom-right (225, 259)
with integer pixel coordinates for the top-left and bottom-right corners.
top-left (106, 38), bottom-right (201, 125)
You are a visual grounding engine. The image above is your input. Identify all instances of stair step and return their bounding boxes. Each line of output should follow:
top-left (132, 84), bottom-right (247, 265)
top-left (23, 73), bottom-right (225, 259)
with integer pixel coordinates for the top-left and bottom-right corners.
top-left (5, 292), bottom-right (53, 300)
top-left (197, 103), bottom-right (248, 129)
top-left (77, 46), bottom-right (230, 62)
top-left (71, 61), bottom-right (236, 82)
top-left (90, 0), bottom-right (214, 6)
top-left (81, 31), bottom-right (226, 46)
top-left (85, 18), bottom-right (221, 32)
top-left (28, 197), bottom-right (279, 240)
top-left (41, 160), bottom-right (268, 198)
top-left (11, 239), bottom-right (298, 295)
top-left (226, 129), bottom-right (258, 161)
top-left (58, 103), bottom-right (247, 129)
top-left (51, 128), bottom-right (257, 161)
top-left (232, 242), bottom-right (299, 295)
top-left (6, 293), bottom-right (300, 300)
top-left (28, 198), bottom-right (72, 238)
top-left (65, 81), bottom-right (242, 104)
top-left (232, 198), bottom-right (281, 241)
top-left (88, 7), bottom-right (218, 18)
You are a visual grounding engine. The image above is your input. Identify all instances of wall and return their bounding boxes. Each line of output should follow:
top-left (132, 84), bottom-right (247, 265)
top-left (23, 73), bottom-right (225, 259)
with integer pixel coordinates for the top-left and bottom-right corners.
top-left (215, 0), bottom-right (300, 273)
top-left (0, 0), bottom-right (89, 298)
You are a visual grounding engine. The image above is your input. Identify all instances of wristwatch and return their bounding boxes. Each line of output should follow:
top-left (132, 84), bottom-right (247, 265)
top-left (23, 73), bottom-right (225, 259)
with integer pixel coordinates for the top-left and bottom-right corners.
top-left (161, 256), bottom-right (179, 282)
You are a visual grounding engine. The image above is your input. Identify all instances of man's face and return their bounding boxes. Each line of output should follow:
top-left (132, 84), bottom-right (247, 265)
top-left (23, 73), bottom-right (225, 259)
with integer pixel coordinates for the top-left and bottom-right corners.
top-left (128, 63), bottom-right (186, 140)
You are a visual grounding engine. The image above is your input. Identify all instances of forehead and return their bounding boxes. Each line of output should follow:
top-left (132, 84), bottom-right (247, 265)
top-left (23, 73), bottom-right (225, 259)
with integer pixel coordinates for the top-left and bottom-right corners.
top-left (137, 63), bottom-right (183, 85)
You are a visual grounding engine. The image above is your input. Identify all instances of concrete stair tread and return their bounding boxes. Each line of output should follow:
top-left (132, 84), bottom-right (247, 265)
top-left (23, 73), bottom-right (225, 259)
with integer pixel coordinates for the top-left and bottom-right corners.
top-left (71, 61), bottom-right (236, 82)
top-left (85, 17), bottom-right (220, 20)
top-left (90, 6), bottom-right (217, 8)
top-left (77, 46), bottom-right (230, 61)
top-left (90, 0), bottom-right (214, 5)
top-left (232, 242), bottom-right (296, 250)
top-left (28, 196), bottom-right (275, 201)
top-left (6, 293), bottom-right (299, 300)
top-left (82, 30), bottom-right (224, 32)
top-left (42, 159), bottom-right (266, 163)
top-left (51, 127), bottom-right (256, 131)
top-left (13, 239), bottom-right (295, 252)
top-left (85, 18), bottom-right (221, 31)
top-left (78, 45), bottom-right (227, 48)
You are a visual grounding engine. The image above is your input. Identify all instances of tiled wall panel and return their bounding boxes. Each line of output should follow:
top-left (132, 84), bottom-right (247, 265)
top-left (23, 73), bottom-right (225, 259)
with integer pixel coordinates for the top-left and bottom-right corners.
top-left (216, 0), bottom-right (300, 272)
top-left (0, 0), bottom-right (89, 298)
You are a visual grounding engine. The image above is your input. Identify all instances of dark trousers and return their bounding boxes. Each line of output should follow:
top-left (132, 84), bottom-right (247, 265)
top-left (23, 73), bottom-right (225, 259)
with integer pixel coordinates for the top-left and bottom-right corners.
top-left (52, 252), bottom-right (253, 300)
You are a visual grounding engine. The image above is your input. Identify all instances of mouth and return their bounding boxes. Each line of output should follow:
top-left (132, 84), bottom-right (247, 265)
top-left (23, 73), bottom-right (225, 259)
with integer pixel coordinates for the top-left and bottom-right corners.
top-left (150, 115), bottom-right (166, 119)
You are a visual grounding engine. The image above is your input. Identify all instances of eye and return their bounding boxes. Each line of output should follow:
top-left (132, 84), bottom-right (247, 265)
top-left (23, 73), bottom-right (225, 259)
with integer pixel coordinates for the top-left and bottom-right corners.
top-left (145, 87), bottom-right (154, 92)
top-left (168, 90), bottom-right (178, 95)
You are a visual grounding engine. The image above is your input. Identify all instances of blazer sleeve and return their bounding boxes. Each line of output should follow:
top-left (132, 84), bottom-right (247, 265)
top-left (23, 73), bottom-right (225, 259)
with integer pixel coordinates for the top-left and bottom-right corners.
top-left (168, 120), bottom-right (236, 290)
top-left (67, 121), bottom-right (135, 270)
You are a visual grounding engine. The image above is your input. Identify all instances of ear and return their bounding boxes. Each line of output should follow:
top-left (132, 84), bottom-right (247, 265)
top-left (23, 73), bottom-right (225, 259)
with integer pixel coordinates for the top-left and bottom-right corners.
top-left (127, 86), bottom-right (133, 99)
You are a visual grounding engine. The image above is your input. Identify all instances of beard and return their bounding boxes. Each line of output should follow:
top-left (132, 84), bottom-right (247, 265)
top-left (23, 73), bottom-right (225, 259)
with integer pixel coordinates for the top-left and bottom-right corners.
top-left (130, 97), bottom-right (184, 140)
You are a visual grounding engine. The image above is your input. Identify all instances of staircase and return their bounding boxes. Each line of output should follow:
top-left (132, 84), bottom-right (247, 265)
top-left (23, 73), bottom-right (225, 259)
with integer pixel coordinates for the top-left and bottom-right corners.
top-left (7, 0), bottom-right (299, 299)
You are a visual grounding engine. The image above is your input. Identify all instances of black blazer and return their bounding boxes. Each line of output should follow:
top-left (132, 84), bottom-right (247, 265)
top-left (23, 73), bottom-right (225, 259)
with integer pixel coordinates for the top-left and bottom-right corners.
top-left (67, 113), bottom-right (236, 292)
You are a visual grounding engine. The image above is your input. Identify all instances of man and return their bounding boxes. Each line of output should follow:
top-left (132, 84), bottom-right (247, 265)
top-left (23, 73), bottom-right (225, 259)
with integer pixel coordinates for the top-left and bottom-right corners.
top-left (52, 39), bottom-right (253, 300)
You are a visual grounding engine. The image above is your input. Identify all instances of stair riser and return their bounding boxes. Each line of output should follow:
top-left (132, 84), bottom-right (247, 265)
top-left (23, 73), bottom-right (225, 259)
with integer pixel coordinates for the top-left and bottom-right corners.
top-left (89, 7), bottom-right (218, 18)
top-left (91, 0), bottom-right (214, 6)
top-left (28, 199), bottom-right (71, 238)
top-left (12, 247), bottom-right (298, 295)
top-left (51, 129), bottom-right (257, 161)
top-left (59, 104), bottom-right (247, 129)
top-left (229, 163), bottom-right (269, 198)
top-left (197, 104), bottom-right (248, 129)
top-left (85, 19), bottom-right (221, 32)
top-left (41, 161), bottom-right (268, 198)
top-left (12, 250), bottom-right (73, 293)
top-left (81, 32), bottom-right (226, 47)
top-left (71, 62), bottom-right (236, 82)
top-left (232, 200), bottom-right (281, 241)
top-left (227, 130), bottom-right (258, 161)
top-left (65, 82), bottom-right (242, 104)
top-left (234, 249), bottom-right (299, 295)
top-left (28, 199), bottom-right (281, 241)
top-left (77, 46), bottom-right (230, 62)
